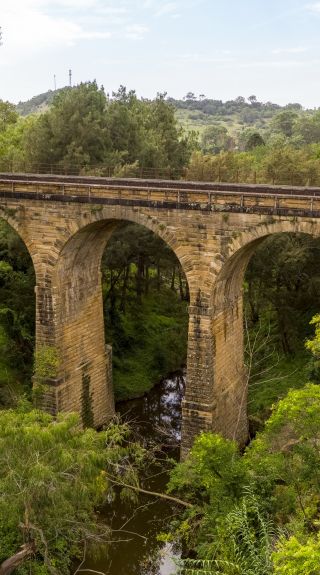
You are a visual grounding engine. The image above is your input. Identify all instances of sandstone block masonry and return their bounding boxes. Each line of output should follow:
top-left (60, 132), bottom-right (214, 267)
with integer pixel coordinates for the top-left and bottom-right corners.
top-left (1, 173), bottom-right (320, 455)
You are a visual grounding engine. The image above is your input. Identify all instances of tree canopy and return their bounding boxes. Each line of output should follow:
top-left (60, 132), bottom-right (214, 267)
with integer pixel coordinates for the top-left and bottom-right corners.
top-left (14, 83), bottom-right (194, 176)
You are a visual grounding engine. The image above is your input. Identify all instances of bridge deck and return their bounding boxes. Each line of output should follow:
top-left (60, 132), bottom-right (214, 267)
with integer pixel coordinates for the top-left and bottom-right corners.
top-left (1, 172), bottom-right (320, 195)
top-left (0, 172), bottom-right (320, 217)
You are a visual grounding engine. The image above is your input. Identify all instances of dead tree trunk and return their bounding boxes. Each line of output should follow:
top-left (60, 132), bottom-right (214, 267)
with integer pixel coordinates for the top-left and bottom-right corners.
top-left (0, 543), bottom-right (34, 575)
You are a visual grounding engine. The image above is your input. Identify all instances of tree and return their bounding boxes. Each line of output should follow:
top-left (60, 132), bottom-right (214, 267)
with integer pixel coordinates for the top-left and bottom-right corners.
top-left (247, 383), bottom-right (320, 532)
top-left (0, 101), bottom-right (18, 133)
top-left (22, 83), bottom-right (194, 176)
top-left (245, 233), bottom-right (320, 356)
top-left (273, 535), bottom-right (320, 575)
top-left (294, 111), bottom-right (320, 144)
top-left (106, 90), bottom-right (194, 174)
top-left (167, 433), bottom-right (247, 555)
top-left (248, 95), bottom-right (259, 106)
top-left (184, 92), bottom-right (197, 102)
top-left (166, 377), bottom-right (320, 570)
top-left (305, 314), bottom-right (320, 380)
top-left (0, 407), bottom-right (106, 573)
top-left (245, 131), bottom-right (265, 150)
top-left (271, 110), bottom-right (299, 138)
top-left (101, 222), bottom-right (189, 400)
top-left (200, 124), bottom-right (234, 154)
top-left (0, 405), bottom-right (145, 574)
top-left (24, 82), bottom-right (110, 173)
top-left (0, 221), bottom-right (35, 380)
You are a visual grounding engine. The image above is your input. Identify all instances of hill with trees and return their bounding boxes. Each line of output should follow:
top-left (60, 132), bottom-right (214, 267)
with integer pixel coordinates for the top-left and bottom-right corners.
top-left (14, 87), bottom-right (312, 149)
top-left (4, 85), bottom-right (320, 187)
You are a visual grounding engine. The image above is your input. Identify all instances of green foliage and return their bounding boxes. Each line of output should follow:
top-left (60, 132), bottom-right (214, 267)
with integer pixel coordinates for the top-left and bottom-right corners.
top-left (0, 114), bottom-right (36, 171)
top-left (0, 406), bottom-right (150, 573)
top-left (24, 82), bottom-right (108, 172)
top-left (33, 346), bottom-right (60, 406)
top-left (10, 83), bottom-right (194, 176)
top-left (245, 131), bottom-right (265, 150)
top-left (248, 354), bottom-right (309, 420)
top-left (103, 222), bottom-right (189, 400)
top-left (178, 558), bottom-right (238, 574)
top-left (8, 88), bottom-right (320, 183)
top-left (16, 88), bottom-right (64, 116)
top-left (245, 233), bottom-right (320, 357)
top-left (81, 370), bottom-right (94, 427)
top-left (0, 100), bottom-right (18, 133)
top-left (109, 289), bottom-right (188, 400)
top-left (271, 109), bottom-right (299, 138)
top-left (223, 492), bottom-right (274, 575)
top-left (242, 233), bottom-right (320, 427)
top-left (168, 433), bottom-right (245, 503)
top-left (200, 124), bottom-right (234, 154)
top-left (168, 382), bottom-right (320, 572)
top-left (273, 534), bottom-right (320, 574)
top-left (0, 221), bottom-right (35, 391)
top-left (0, 324), bottom-right (23, 407)
top-left (305, 314), bottom-right (320, 381)
top-left (167, 434), bottom-right (247, 553)
top-left (186, 142), bottom-right (320, 185)
top-left (0, 407), bottom-right (107, 573)
top-left (34, 346), bottom-right (59, 383)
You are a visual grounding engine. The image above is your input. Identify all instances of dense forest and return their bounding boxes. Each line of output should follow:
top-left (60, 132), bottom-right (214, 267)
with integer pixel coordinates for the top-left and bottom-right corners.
top-left (1, 83), bottom-right (320, 572)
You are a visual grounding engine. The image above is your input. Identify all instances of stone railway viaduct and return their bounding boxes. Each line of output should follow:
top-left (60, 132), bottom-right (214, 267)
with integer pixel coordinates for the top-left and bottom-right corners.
top-left (1, 172), bottom-right (320, 453)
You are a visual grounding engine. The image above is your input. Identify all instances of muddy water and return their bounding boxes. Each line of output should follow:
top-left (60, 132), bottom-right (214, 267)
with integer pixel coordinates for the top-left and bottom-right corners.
top-left (81, 371), bottom-right (185, 575)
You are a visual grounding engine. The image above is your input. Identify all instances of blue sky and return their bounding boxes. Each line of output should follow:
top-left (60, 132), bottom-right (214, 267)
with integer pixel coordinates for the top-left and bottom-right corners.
top-left (1, 0), bottom-right (320, 107)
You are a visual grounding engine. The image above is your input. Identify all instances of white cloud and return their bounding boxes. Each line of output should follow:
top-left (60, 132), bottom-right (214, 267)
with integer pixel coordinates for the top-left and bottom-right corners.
top-left (0, 0), bottom-right (149, 65)
top-left (240, 59), bottom-right (317, 69)
top-left (1, 6), bottom-right (86, 53)
top-left (272, 46), bottom-right (308, 55)
top-left (177, 53), bottom-right (236, 64)
top-left (306, 2), bottom-right (320, 12)
top-left (124, 25), bottom-right (149, 40)
top-left (95, 6), bottom-right (129, 16)
top-left (154, 2), bottom-right (180, 17)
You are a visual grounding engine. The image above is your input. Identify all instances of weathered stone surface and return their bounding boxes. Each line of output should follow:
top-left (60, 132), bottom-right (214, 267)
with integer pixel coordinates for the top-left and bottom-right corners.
top-left (1, 174), bottom-right (320, 454)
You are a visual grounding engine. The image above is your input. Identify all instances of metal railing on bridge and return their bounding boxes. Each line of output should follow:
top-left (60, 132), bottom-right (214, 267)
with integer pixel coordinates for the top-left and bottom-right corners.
top-left (0, 160), bottom-right (317, 188)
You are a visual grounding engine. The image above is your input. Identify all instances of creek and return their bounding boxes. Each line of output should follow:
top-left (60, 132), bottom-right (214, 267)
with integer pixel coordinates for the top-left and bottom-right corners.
top-left (81, 371), bottom-right (185, 575)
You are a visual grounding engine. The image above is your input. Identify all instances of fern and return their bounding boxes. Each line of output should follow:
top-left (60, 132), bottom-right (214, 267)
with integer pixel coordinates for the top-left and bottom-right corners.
top-left (177, 558), bottom-right (239, 574)
top-left (225, 488), bottom-right (275, 575)
top-left (179, 489), bottom-right (275, 575)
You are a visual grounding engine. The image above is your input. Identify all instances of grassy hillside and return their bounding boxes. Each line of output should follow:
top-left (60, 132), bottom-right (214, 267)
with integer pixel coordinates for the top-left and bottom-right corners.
top-left (15, 89), bottom-right (308, 137)
top-left (171, 96), bottom-right (306, 138)
top-left (16, 87), bottom-right (68, 116)
top-left (175, 106), bottom-right (275, 136)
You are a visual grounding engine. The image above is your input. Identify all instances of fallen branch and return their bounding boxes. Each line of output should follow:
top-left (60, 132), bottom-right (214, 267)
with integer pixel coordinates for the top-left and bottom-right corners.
top-left (107, 475), bottom-right (193, 508)
top-left (0, 543), bottom-right (35, 575)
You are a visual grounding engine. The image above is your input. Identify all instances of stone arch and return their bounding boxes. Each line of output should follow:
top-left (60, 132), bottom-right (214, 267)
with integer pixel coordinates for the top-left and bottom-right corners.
top-left (0, 212), bottom-right (38, 277)
top-left (52, 207), bottom-right (191, 294)
top-left (50, 211), bottom-right (191, 434)
top-left (210, 218), bottom-right (320, 445)
top-left (212, 219), bottom-right (320, 308)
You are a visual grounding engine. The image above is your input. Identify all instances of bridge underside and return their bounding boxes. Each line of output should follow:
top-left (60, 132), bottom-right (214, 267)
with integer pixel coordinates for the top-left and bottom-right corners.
top-left (1, 173), bottom-right (320, 455)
